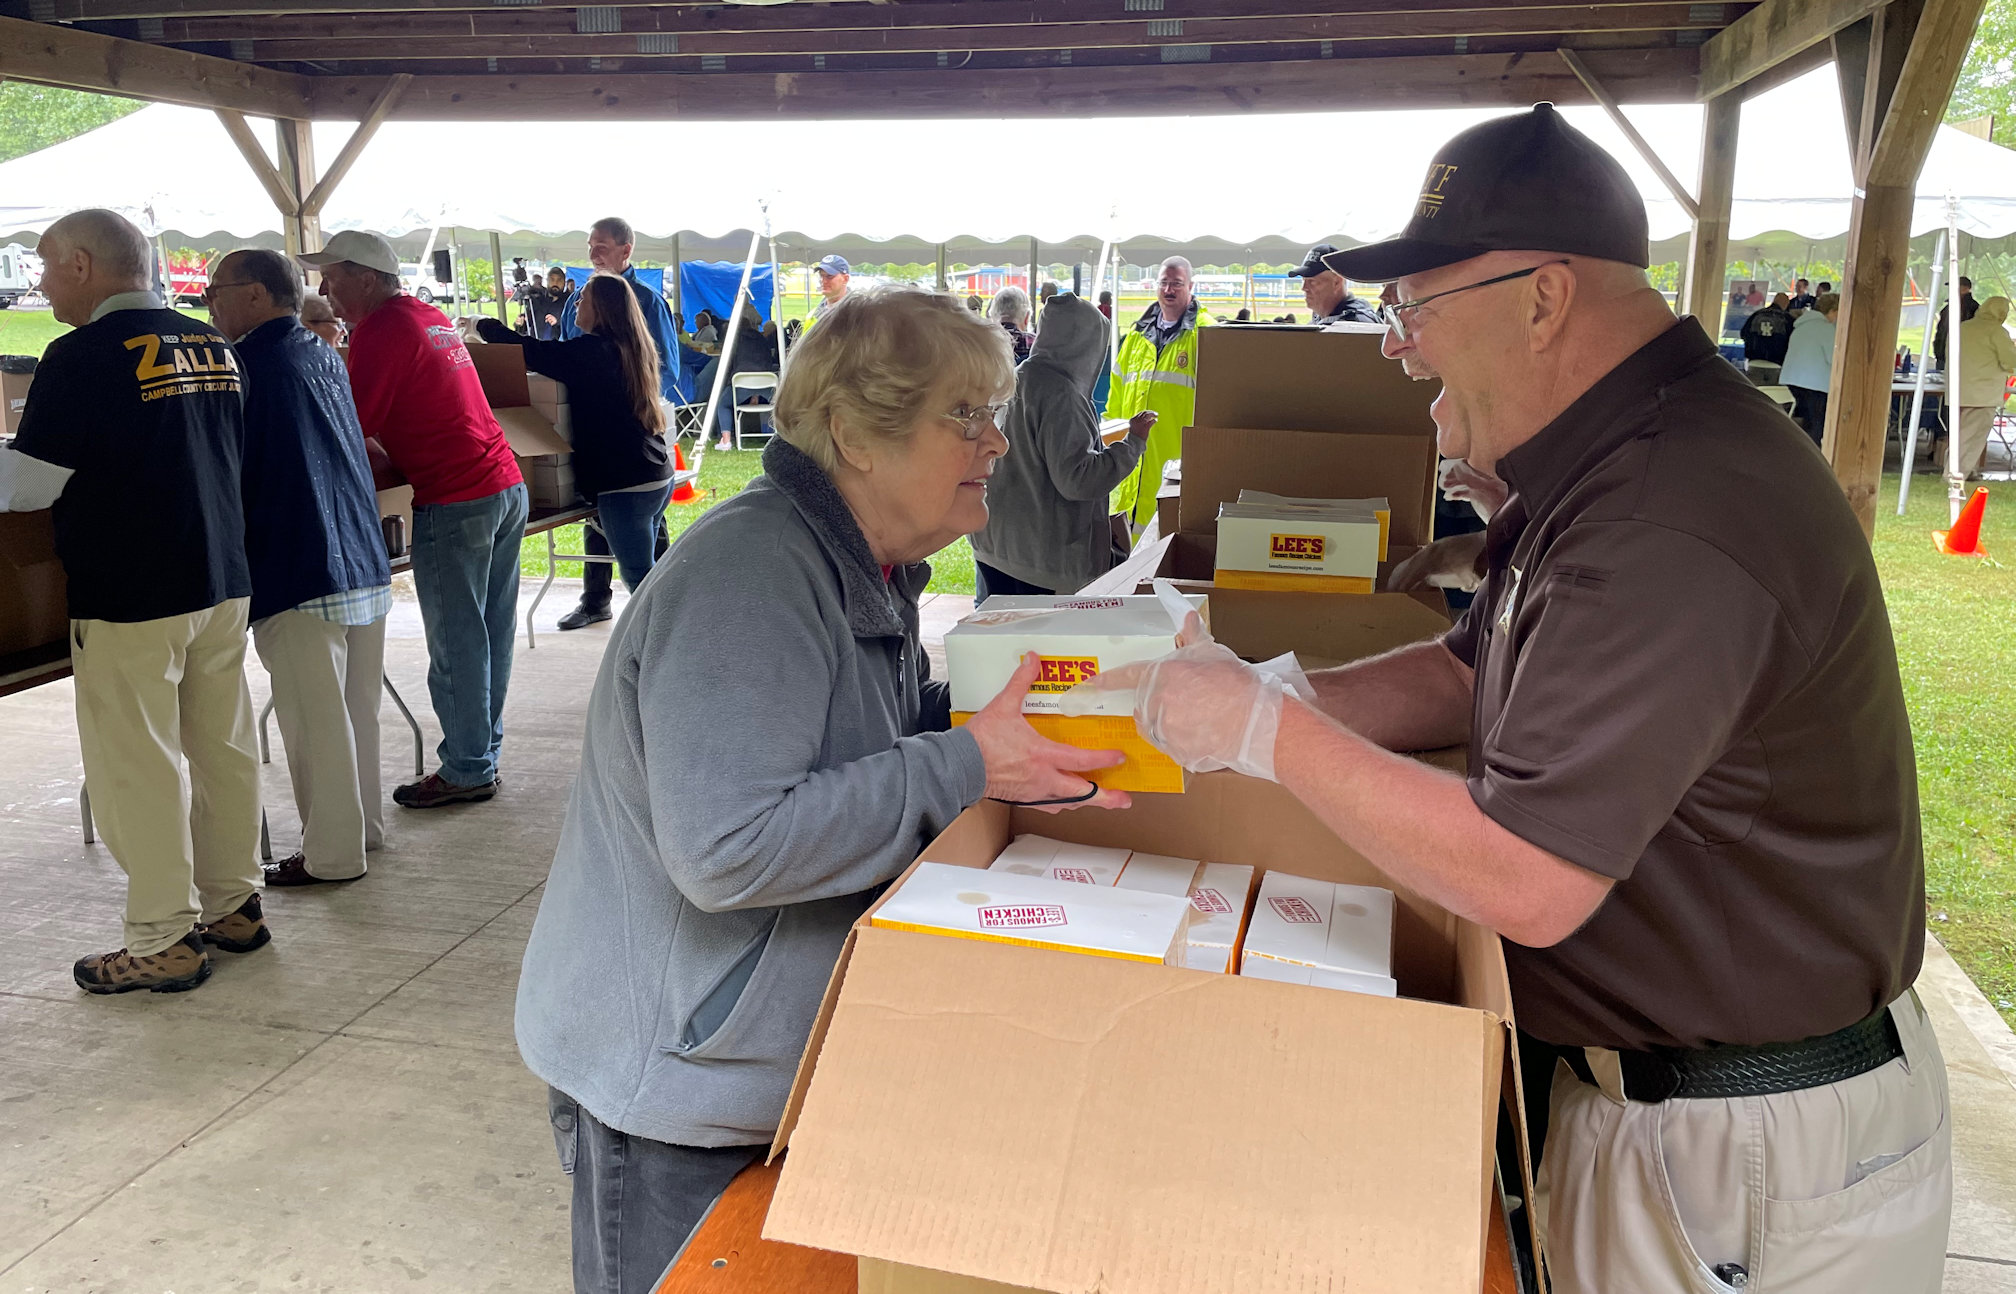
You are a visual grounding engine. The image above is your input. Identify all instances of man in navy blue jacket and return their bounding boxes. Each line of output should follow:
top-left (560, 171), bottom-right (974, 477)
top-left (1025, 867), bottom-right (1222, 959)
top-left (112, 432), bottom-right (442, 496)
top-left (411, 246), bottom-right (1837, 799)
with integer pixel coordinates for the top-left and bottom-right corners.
top-left (211, 249), bottom-right (393, 888)
top-left (556, 216), bottom-right (679, 630)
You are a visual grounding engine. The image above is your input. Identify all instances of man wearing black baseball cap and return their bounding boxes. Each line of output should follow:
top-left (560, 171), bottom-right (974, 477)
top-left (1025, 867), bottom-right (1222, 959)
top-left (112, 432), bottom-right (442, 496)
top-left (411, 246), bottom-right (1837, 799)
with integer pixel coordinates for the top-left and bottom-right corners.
top-left (1081, 104), bottom-right (1949, 1292)
top-left (1286, 242), bottom-right (1380, 326)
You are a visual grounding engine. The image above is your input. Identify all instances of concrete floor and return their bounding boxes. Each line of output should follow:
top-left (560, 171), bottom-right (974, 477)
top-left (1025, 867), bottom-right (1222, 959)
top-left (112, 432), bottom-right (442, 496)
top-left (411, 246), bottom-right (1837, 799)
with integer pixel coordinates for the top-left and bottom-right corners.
top-left (0, 583), bottom-right (2012, 1292)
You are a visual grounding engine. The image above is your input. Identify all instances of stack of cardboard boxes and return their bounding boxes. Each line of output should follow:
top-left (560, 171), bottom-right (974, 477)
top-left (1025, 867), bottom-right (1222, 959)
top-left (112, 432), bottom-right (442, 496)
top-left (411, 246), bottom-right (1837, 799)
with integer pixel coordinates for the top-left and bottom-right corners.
top-left (763, 326), bottom-right (1538, 1292)
top-left (0, 360), bottom-right (70, 664)
top-left (468, 344), bottom-right (576, 510)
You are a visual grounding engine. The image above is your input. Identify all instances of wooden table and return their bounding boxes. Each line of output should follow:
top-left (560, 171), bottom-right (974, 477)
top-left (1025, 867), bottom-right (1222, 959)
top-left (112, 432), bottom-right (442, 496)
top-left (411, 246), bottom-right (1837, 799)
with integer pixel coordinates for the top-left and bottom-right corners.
top-left (657, 1159), bottom-right (1523, 1293)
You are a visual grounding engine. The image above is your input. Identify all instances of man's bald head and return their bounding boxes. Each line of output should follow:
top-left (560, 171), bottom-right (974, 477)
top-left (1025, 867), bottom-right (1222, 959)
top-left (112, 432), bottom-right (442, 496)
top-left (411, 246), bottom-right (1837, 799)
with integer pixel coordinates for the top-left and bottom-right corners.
top-left (37, 209), bottom-right (152, 325)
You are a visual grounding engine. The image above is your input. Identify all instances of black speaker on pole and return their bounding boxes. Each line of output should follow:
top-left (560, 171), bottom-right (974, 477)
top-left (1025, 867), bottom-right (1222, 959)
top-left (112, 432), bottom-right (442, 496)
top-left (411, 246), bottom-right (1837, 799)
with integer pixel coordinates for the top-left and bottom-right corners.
top-left (432, 249), bottom-right (453, 283)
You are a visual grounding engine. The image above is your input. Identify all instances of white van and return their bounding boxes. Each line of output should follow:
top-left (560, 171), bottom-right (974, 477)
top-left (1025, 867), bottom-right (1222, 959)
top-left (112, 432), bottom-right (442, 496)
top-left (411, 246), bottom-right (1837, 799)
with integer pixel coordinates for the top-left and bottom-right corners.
top-left (0, 244), bottom-right (37, 309)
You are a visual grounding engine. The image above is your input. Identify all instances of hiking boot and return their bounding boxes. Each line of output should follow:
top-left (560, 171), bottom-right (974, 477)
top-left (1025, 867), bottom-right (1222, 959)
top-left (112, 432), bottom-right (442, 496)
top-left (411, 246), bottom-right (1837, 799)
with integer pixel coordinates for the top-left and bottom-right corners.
top-left (557, 602), bottom-right (612, 631)
top-left (393, 772), bottom-right (498, 809)
top-left (74, 931), bottom-right (211, 995)
top-left (200, 893), bottom-right (272, 954)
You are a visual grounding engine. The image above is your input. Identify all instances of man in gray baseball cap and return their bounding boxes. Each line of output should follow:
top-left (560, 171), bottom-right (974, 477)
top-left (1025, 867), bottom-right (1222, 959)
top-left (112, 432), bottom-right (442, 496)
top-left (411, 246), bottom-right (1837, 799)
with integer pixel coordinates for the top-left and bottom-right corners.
top-left (1079, 103), bottom-right (1949, 1294)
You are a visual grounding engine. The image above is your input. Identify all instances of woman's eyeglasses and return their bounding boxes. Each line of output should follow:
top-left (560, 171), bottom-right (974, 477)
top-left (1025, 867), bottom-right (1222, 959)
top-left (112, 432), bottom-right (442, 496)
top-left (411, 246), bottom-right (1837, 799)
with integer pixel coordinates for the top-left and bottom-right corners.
top-left (942, 402), bottom-right (1009, 441)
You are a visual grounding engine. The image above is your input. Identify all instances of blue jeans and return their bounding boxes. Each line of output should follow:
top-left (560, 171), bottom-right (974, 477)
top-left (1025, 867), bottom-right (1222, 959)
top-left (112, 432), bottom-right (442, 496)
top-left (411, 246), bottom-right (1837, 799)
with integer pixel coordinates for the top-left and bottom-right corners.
top-left (596, 484), bottom-right (673, 593)
top-left (547, 1088), bottom-right (762, 1294)
top-left (410, 483), bottom-right (528, 787)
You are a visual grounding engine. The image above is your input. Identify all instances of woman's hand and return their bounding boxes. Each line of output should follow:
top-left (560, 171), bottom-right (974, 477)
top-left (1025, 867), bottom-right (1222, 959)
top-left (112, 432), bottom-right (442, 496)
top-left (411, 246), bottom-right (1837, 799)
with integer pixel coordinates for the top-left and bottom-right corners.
top-left (1127, 410), bottom-right (1158, 443)
top-left (965, 653), bottom-right (1132, 814)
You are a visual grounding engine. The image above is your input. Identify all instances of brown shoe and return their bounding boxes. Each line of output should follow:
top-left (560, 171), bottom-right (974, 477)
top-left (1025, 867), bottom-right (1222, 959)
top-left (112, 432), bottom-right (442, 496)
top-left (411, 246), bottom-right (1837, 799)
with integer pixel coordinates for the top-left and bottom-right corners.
top-left (261, 852), bottom-right (362, 889)
top-left (74, 931), bottom-right (211, 995)
top-left (393, 772), bottom-right (498, 809)
top-left (199, 892), bottom-right (272, 954)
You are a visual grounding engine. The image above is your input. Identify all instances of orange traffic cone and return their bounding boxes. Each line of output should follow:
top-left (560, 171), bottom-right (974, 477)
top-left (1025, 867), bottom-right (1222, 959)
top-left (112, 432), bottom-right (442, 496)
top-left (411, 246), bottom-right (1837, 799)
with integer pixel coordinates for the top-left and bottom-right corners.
top-left (1933, 487), bottom-right (1989, 556)
top-left (671, 442), bottom-right (699, 505)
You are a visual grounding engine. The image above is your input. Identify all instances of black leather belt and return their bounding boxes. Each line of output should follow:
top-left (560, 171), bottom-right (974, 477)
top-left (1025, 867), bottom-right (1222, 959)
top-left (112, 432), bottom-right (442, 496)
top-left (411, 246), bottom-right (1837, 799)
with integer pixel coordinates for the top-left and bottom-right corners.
top-left (1561, 1009), bottom-right (1903, 1103)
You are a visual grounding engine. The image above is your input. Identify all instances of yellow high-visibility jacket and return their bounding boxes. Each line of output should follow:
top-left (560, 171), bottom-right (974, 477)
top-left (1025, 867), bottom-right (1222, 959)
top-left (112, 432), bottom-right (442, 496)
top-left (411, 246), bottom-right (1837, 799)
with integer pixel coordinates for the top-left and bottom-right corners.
top-left (1107, 300), bottom-right (1214, 525)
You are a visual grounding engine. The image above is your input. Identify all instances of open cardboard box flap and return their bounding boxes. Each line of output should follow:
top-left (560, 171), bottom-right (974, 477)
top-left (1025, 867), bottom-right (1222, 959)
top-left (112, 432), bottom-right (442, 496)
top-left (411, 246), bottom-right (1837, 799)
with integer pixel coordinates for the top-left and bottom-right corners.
top-left (1194, 326), bottom-right (1436, 438)
top-left (767, 775), bottom-right (1513, 1294)
top-left (469, 344), bottom-right (571, 458)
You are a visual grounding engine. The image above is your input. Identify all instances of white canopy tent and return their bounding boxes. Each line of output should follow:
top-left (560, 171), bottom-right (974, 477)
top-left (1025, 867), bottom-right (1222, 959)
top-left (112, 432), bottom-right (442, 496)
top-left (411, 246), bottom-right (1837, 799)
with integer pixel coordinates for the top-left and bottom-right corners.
top-left (5, 67), bottom-right (2014, 276)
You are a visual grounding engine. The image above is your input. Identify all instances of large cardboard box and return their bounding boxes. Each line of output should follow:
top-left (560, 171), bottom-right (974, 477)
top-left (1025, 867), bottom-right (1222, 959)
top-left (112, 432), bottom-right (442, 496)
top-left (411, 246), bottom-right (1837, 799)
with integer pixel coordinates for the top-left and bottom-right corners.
top-left (0, 509), bottom-right (68, 657)
top-left (1192, 323), bottom-right (1431, 439)
top-left (765, 774), bottom-right (1518, 1294)
top-left (469, 344), bottom-right (576, 507)
top-left (763, 594), bottom-right (1515, 1293)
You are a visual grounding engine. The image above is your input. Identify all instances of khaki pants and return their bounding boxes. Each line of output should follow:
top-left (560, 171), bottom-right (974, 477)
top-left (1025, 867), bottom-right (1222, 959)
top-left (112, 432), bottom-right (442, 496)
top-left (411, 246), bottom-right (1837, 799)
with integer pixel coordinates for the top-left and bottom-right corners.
top-left (1951, 405), bottom-right (1997, 486)
top-left (71, 599), bottom-right (263, 955)
top-left (252, 609), bottom-right (386, 880)
top-left (1536, 993), bottom-right (1950, 1294)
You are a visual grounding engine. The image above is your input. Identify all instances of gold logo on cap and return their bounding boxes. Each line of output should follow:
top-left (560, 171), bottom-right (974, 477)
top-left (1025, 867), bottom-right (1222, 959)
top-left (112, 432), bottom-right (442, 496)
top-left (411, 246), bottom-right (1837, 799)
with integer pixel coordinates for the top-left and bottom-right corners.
top-left (1417, 162), bottom-right (1459, 219)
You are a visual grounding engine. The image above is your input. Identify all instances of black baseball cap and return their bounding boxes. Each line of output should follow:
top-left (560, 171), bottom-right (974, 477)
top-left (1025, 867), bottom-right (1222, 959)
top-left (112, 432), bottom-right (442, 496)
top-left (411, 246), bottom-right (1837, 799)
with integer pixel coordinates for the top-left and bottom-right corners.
top-left (1287, 244), bottom-right (1340, 278)
top-left (1325, 103), bottom-right (1648, 283)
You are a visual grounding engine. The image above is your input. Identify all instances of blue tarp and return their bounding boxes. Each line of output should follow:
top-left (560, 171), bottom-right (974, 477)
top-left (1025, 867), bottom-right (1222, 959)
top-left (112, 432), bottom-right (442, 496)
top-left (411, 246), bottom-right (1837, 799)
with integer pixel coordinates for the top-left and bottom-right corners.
top-left (678, 260), bottom-right (777, 326)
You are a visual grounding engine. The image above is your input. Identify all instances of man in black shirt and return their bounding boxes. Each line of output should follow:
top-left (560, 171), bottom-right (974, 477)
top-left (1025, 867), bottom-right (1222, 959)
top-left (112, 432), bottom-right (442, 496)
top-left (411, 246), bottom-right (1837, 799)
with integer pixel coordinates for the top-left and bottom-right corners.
top-left (1740, 291), bottom-right (1795, 365)
top-left (1287, 243), bottom-right (1382, 325)
top-left (2, 209), bottom-right (267, 994)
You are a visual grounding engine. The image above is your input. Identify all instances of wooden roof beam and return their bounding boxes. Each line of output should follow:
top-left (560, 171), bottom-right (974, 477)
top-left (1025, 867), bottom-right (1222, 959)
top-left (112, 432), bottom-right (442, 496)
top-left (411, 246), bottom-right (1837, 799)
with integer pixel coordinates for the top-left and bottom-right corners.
top-left (0, 13), bottom-right (310, 116)
top-left (307, 45), bottom-right (1701, 120)
top-left (148, 0), bottom-right (1754, 42)
top-left (1697, 0), bottom-right (1886, 99)
top-left (1864, 0), bottom-right (1983, 187)
top-left (49, 0), bottom-right (1736, 20)
top-left (1557, 46), bottom-right (1698, 217)
top-left (213, 6), bottom-right (1736, 63)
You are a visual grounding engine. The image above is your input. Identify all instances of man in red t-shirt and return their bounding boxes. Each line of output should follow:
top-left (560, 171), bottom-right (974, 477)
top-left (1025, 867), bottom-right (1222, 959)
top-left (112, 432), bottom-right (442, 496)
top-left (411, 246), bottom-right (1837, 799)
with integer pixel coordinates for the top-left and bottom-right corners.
top-left (301, 232), bottom-right (527, 809)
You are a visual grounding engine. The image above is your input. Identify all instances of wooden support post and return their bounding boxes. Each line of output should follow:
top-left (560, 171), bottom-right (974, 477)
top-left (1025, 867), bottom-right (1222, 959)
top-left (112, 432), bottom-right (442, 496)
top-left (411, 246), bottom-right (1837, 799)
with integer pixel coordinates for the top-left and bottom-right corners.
top-left (215, 110), bottom-right (295, 222)
top-left (1681, 93), bottom-right (1740, 322)
top-left (276, 118), bottom-right (320, 258)
top-left (1027, 237), bottom-right (1039, 300)
top-left (489, 230), bottom-right (505, 321)
top-left (936, 244), bottom-right (947, 293)
top-left (1825, 0), bottom-right (1982, 536)
top-left (1558, 48), bottom-right (1698, 219)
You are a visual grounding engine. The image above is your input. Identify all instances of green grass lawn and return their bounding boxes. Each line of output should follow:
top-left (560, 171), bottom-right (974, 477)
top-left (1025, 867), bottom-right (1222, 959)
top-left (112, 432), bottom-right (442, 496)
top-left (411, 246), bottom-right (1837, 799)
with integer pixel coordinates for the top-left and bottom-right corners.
top-left (1873, 473), bottom-right (2016, 1026)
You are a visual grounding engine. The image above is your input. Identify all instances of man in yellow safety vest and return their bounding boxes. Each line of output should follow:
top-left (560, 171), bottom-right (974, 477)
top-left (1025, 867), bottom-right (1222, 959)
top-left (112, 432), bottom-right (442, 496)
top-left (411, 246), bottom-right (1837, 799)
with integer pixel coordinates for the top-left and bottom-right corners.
top-left (1108, 256), bottom-right (1214, 529)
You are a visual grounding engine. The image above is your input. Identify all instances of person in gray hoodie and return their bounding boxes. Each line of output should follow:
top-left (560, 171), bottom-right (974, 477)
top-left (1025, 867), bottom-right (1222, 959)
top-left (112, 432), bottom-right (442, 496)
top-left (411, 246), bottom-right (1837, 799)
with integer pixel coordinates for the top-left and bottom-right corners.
top-left (514, 285), bottom-right (1129, 1294)
top-left (971, 292), bottom-right (1155, 598)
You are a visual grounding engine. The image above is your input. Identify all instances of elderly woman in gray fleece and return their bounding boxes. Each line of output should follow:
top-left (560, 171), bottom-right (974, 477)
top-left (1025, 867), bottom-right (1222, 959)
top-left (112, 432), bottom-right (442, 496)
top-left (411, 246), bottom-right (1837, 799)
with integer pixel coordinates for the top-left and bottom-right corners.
top-left (514, 285), bottom-right (1129, 1294)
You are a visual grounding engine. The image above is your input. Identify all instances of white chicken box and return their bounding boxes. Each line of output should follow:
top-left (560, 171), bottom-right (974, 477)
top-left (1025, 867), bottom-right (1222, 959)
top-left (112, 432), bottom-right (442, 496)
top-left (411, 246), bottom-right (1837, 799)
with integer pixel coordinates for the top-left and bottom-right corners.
top-left (871, 862), bottom-right (1194, 966)
top-left (987, 834), bottom-right (1131, 887)
top-left (1239, 871), bottom-right (1396, 997)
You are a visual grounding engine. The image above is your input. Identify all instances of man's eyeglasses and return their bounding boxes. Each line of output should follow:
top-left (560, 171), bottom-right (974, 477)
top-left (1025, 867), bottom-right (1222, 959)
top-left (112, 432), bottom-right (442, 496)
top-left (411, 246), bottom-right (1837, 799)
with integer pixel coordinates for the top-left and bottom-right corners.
top-left (201, 280), bottom-right (258, 303)
top-left (941, 402), bottom-right (1009, 441)
top-left (1380, 259), bottom-right (1571, 342)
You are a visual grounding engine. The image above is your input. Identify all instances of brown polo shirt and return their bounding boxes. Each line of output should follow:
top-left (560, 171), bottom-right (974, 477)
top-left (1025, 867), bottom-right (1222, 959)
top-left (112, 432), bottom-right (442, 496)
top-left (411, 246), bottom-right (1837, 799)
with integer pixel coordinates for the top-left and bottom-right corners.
top-left (1444, 318), bottom-right (1924, 1051)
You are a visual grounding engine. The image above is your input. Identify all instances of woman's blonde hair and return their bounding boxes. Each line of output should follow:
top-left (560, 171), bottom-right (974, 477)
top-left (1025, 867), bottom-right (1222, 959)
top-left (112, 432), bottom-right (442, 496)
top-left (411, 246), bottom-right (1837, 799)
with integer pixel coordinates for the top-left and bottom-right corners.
top-left (1814, 292), bottom-right (1842, 316)
top-left (775, 285), bottom-right (1013, 472)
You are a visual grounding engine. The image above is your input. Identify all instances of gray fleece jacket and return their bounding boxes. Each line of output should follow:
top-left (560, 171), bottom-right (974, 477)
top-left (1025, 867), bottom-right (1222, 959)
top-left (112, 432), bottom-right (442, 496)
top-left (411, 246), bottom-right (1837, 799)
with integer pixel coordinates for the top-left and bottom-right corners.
top-left (514, 437), bottom-right (988, 1147)
top-left (972, 294), bottom-right (1145, 593)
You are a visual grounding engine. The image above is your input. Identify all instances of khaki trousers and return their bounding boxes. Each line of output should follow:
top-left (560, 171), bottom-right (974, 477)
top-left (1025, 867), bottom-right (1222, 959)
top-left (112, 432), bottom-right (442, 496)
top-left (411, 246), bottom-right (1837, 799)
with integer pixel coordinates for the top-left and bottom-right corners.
top-left (252, 609), bottom-right (386, 880)
top-left (71, 598), bottom-right (263, 955)
top-left (1536, 992), bottom-right (1950, 1294)
top-left (1951, 405), bottom-right (1997, 486)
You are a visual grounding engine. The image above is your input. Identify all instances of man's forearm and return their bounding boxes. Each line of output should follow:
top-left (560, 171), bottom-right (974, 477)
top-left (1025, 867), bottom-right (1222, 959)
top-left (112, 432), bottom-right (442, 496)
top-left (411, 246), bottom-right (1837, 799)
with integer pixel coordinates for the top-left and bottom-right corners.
top-left (1306, 638), bottom-right (1473, 751)
top-left (1273, 699), bottom-right (1611, 947)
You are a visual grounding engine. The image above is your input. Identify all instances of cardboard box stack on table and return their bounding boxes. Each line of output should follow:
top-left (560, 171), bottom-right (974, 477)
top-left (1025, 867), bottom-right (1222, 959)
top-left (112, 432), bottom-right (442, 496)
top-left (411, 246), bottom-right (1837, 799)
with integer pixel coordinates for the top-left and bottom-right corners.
top-left (467, 343), bottom-right (576, 509)
top-left (764, 592), bottom-right (1533, 1294)
top-left (1139, 323), bottom-right (1442, 603)
top-left (944, 592), bottom-right (1206, 795)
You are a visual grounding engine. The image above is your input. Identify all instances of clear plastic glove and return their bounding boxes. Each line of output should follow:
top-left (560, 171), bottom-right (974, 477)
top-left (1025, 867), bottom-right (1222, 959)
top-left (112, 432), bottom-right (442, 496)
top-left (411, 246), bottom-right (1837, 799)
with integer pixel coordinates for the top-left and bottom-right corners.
top-left (1058, 613), bottom-right (1313, 782)
top-left (1438, 458), bottom-right (1509, 522)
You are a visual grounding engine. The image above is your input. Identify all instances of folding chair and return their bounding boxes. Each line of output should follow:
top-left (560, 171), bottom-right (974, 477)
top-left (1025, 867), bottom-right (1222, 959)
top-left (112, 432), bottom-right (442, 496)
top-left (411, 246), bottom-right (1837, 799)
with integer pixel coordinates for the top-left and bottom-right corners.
top-left (728, 372), bottom-right (779, 451)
